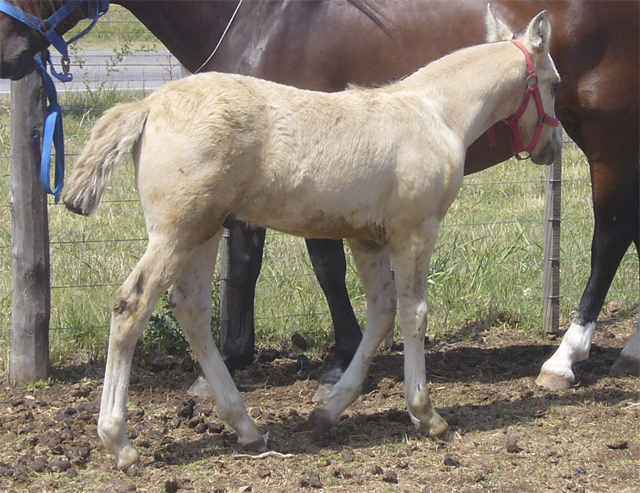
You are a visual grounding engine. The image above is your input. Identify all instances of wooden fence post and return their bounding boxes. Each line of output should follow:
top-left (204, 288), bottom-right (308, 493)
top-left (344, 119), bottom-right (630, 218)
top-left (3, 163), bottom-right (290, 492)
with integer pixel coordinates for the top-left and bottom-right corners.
top-left (542, 150), bottom-right (562, 334)
top-left (218, 228), bottom-right (231, 345)
top-left (9, 64), bottom-right (51, 385)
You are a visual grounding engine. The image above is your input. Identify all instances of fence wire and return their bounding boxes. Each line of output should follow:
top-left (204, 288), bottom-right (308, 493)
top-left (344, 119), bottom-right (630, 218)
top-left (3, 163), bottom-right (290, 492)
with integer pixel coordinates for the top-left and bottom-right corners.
top-left (0, 16), bottom-right (637, 344)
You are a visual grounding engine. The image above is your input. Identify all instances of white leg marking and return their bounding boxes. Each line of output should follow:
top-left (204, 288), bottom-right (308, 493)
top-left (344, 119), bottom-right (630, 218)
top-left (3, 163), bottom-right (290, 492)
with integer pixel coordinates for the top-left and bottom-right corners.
top-left (536, 320), bottom-right (596, 390)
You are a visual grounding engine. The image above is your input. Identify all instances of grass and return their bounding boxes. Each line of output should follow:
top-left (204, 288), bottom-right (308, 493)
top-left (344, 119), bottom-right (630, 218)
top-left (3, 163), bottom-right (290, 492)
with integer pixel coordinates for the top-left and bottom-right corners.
top-left (66, 6), bottom-right (163, 52)
top-left (0, 9), bottom-right (637, 371)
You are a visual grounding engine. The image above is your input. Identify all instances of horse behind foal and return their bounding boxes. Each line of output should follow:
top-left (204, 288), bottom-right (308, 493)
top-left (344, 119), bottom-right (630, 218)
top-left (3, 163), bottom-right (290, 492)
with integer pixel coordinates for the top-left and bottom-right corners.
top-left (62, 9), bottom-right (561, 470)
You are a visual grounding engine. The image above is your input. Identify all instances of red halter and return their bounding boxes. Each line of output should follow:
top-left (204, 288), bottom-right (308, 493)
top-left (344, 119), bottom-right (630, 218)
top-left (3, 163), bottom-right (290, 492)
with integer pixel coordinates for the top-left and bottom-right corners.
top-left (488, 39), bottom-right (560, 160)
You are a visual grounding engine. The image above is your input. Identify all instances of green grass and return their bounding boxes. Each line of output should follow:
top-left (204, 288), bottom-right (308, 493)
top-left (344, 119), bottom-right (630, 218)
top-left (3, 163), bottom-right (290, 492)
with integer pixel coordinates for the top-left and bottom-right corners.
top-left (0, 14), bottom-right (637, 370)
top-left (67, 6), bottom-right (163, 52)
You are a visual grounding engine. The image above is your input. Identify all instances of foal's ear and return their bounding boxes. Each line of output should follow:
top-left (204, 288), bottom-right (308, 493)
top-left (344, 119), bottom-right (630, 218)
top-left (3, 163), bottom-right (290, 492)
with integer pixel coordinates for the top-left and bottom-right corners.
top-left (485, 4), bottom-right (513, 42)
top-left (523, 11), bottom-right (552, 54)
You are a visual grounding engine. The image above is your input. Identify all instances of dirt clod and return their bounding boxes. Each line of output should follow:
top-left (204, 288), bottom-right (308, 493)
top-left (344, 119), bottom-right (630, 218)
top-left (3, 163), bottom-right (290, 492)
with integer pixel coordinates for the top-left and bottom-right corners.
top-left (443, 455), bottom-right (460, 467)
top-left (505, 436), bottom-right (521, 453)
top-left (607, 440), bottom-right (629, 450)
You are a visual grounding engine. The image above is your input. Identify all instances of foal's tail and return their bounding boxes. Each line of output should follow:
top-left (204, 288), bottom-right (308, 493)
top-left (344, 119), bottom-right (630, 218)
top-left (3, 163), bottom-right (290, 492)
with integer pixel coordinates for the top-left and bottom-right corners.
top-left (61, 101), bottom-right (150, 216)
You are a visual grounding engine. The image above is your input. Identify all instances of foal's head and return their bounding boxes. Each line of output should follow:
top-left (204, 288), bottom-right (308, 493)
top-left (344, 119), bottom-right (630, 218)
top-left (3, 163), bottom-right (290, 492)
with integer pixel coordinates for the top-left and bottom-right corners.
top-left (486, 7), bottom-right (563, 165)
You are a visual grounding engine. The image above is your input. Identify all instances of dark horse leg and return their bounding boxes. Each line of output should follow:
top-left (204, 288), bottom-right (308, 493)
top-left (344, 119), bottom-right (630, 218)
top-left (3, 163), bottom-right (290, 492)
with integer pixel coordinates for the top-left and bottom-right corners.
top-left (219, 219), bottom-right (266, 372)
top-left (306, 239), bottom-right (362, 384)
top-left (537, 119), bottom-right (640, 390)
top-left (219, 222), bottom-right (362, 383)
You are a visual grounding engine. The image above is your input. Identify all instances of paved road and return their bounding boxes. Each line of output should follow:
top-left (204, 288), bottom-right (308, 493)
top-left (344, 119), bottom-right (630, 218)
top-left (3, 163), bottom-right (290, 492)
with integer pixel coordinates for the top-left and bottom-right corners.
top-left (0, 50), bottom-right (183, 95)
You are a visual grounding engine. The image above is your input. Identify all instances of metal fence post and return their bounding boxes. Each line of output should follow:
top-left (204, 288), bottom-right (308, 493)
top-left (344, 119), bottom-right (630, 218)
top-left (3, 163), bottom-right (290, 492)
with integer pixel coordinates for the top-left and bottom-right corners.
top-left (542, 150), bottom-right (562, 334)
top-left (218, 228), bottom-right (231, 345)
top-left (9, 63), bottom-right (51, 385)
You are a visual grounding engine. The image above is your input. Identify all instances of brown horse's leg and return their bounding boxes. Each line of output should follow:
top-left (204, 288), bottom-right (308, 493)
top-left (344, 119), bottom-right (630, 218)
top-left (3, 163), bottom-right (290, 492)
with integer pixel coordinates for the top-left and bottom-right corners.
top-left (306, 238), bottom-right (363, 384)
top-left (219, 226), bottom-right (363, 385)
top-left (537, 119), bottom-right (639, 389)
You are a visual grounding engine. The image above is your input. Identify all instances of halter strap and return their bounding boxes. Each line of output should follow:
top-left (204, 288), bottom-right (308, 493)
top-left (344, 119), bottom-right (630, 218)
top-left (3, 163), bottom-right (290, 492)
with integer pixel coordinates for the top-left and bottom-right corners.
top-left (488, 39), bottom-right (560, 160)
top-left (0, 0), bottom-right (109, 81)
top-left (0, 0), bottom-right (110, 200)
top-left (504, 39), bottom-right (560, 160)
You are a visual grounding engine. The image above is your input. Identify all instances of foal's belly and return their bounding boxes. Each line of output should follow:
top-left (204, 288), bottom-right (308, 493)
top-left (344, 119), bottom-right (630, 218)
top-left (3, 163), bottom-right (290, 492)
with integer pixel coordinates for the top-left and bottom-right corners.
top-left (233, 199), bottom-right (387, 242)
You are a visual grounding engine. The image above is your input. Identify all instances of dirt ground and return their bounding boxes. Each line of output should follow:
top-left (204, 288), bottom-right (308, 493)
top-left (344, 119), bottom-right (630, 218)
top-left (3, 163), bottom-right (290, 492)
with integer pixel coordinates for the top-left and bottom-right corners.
top-left (1, 314), bottom-right (638, 493)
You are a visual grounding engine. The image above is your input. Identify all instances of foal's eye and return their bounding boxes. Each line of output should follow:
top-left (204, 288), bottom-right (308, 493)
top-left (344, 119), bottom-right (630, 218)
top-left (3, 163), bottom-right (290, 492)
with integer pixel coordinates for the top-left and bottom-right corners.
top-left (552, 80), bottom-right (561, 95)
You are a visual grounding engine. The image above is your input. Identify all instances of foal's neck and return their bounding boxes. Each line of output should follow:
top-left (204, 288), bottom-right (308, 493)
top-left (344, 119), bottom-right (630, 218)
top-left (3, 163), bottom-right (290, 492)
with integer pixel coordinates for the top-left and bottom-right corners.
top-left (402, 42), bottom-right (527, 148)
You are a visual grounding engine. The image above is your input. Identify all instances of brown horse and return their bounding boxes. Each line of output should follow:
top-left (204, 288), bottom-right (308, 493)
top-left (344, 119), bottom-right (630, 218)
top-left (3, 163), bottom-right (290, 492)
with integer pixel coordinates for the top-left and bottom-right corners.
top-left (1, 1), bottom-right (638, 389)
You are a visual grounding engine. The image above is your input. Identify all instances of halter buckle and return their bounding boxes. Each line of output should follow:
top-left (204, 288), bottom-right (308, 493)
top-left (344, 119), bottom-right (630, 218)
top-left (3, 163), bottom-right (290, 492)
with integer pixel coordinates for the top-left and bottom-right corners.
top-left (61, 55), bottom-right (71, 77)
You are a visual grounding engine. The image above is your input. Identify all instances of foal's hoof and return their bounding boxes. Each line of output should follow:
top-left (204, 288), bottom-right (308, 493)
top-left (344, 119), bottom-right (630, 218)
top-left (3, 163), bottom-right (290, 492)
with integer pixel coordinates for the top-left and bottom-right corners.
top-left (116, 445), bottom-right (140, 471)
top-left (535, 370), bottom-right (573, 391)
top-left (610, 356), bottom-right (640, 377)
top-left (312, 384), bottom-right (332, 403)
top-left (428, 411), bottom-right (450, 440)
top-left (308, 408), bottom-right (334, 440)
top-left (242, 435), bottom-right (268, 453)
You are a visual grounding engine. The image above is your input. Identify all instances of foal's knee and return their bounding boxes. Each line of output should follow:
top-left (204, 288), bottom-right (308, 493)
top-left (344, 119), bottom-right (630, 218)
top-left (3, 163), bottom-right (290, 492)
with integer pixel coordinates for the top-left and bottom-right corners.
top-left (169, 283), bottom-right (210, 324)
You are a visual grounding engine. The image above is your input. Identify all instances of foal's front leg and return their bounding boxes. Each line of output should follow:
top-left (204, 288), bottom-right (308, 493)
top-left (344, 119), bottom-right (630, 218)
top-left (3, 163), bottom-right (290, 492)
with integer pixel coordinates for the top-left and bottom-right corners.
top-left (392, 229), bottom-right (448, 438)
top-left (169, 233), bottom-right (265, 451)
top-left (310, 241), bottom-right (396, 433)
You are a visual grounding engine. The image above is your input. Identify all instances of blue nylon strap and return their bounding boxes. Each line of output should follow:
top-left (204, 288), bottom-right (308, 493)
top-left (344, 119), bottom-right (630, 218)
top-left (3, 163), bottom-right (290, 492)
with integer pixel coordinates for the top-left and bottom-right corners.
top-left (0, 0), bottom-right (109, 81)
top-left (0, 0), bottom-right (110, 199)
top-left (40, 0), bottom-right (84, 58)
top-left (0, 0), bottom-right (42, 29)
top-left (35, 54), bottom-right (65, 201)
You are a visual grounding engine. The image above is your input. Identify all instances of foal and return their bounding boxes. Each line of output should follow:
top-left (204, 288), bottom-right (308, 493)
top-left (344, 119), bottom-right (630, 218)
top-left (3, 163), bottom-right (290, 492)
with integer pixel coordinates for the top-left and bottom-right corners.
top-left (62, 9), bottom-right (561, 469)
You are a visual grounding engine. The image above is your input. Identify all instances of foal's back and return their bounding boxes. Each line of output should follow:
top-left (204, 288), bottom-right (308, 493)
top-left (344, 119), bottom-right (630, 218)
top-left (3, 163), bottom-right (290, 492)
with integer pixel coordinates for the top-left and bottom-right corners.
top-left (139, 72), bottom-right (454, 241)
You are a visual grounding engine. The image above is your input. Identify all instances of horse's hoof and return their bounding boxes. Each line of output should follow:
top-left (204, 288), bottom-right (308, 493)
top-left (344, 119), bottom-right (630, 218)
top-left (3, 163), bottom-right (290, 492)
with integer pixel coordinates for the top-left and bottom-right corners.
top-left (116, 445), bottom-right (140, 471)
top-left (610, 356), bottom-right (640, 377)
top-left (308, 408), bottom-right (334, 440)
top-left (535, 369), bottom-right (574, 390)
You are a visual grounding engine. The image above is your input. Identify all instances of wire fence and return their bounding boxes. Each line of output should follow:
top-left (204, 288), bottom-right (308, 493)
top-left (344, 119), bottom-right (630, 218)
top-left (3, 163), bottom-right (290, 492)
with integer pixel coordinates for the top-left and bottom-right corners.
top-left (0, 19), bottom-right (637, 349)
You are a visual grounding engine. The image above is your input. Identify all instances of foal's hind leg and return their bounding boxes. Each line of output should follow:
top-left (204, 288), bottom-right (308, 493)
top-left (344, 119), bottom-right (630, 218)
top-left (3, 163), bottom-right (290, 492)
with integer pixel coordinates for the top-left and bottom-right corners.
top-left (169, 232), bottom-right (264, 451)
top-left (99, 237), bottom-right (188, 470)
top-left (310, 240), bottom-right (396, 434)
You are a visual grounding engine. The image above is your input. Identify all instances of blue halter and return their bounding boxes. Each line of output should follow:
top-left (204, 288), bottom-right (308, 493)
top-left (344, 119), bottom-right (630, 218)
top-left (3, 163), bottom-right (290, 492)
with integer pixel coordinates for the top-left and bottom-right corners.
top-left (0, 0), bottom-right (110, 199)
